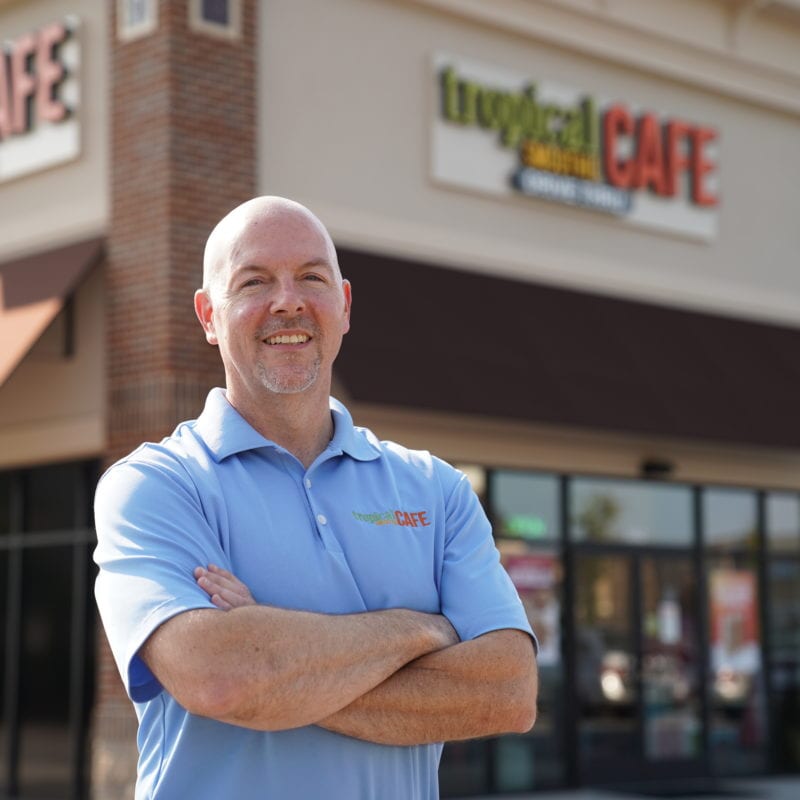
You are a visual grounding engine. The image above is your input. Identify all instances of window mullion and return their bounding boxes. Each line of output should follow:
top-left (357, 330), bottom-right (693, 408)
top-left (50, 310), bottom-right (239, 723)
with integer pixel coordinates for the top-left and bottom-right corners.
top-left (2, 473), bottom-right (24, 796)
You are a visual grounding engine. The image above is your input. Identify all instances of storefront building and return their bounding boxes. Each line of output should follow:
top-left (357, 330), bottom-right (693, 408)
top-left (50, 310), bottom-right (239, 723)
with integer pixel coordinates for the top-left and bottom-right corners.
top-left (1, 1), bottom-right (799, 797)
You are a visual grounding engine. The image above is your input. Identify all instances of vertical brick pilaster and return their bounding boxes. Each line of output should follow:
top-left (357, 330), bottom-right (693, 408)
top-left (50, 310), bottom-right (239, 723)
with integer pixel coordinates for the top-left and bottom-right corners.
top-left (93, 2), bottom-right (256, 796)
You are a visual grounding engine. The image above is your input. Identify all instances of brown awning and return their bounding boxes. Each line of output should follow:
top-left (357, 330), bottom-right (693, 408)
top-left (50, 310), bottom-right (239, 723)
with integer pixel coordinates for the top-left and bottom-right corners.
top-left (0, 237), bottom-right (104, 387)
top-left (335, 248), bottom-right (800, 450)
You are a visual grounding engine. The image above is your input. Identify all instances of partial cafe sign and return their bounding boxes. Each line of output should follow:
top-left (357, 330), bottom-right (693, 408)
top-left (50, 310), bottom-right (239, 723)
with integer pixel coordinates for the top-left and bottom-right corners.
top-left (432, 54), bottom-right (719, 240)
top-left (0, 18), bottom-right (80, 183)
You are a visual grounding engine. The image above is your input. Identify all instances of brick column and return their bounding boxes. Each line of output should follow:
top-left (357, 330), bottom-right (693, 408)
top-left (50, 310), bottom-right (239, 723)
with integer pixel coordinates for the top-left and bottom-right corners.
top-left (92, 2), bottom-right (256, 796)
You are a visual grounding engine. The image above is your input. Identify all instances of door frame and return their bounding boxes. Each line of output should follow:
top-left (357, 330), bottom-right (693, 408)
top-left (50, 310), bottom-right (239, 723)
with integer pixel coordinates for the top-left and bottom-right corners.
top-left (567, 542), bottom-right (710, 785)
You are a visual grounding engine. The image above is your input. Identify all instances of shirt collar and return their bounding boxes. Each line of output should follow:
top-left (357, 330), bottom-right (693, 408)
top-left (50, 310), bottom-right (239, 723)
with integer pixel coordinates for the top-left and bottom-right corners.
top-left (194, 388), bottom-right (381, 463)
top-left (328, 396), bottom-right (382, 462)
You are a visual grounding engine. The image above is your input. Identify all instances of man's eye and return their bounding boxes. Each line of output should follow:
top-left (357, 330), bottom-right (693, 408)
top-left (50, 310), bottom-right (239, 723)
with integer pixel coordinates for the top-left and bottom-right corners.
top-left (242, 278), bottom-right (263, 287)
top-left (303, 274), bottom-right (325, 282)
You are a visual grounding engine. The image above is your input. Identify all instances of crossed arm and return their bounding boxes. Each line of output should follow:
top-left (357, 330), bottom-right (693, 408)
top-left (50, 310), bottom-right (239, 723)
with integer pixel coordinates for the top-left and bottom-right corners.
top-left (139, 564), bottom-right (538, 745)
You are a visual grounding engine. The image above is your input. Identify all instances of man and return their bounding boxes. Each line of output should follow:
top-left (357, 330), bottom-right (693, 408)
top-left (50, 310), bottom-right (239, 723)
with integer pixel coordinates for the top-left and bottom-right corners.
top-left (94, 196), bottom-right (538, 800)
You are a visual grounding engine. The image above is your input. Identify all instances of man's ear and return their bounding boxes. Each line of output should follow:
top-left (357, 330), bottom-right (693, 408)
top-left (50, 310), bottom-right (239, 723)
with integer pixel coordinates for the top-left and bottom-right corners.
top-left (342, 279), bottom-right (352, 335)
top-left (194, 289), bottom-right (219, 345)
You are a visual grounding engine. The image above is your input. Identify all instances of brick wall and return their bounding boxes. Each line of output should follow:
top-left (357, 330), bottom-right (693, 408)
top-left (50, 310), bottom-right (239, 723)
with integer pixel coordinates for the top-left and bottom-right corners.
top-left (93, 2), bottom-right (256, 796)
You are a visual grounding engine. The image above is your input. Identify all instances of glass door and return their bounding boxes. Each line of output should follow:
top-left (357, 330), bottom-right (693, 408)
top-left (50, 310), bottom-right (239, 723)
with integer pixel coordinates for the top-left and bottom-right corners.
top-left (640, 556), bottom-right (702, 766)
top-left (574, 553), bottom-right (637, 780)
top-left (574, 551), bottom-right (704, 783)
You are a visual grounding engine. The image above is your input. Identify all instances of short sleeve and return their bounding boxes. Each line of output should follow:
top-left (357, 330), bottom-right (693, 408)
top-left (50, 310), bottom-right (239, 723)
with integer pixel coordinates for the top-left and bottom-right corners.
top-left (437, 462), bottom-right (537, 648)
top-left (93, 453), bottom-right (227, 702)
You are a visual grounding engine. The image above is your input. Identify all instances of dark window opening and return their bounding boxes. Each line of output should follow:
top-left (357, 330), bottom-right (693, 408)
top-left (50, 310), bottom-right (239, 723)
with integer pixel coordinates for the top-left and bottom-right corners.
top-left (202, 0), bottom-right (229, 26)
top-left (0, 460), bottom-right (97, 799)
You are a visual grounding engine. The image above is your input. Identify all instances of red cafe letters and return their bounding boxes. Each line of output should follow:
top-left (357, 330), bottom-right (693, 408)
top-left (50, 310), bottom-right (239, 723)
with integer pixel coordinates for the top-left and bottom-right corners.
top-left (0, 21), bottom-right (69, 141)
top-left (394, 510), bottom-right (430, 528)
top-left (602, 103), bottom-right (718, 207)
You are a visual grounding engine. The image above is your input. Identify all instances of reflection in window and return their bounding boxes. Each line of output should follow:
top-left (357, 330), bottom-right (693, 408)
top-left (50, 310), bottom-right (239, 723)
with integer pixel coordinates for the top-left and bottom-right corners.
top-left (703, 489), bottom-right (757, 552)
top-left (571, 479), bottom-right (692, 546)
top-left (707, 562), bottom-right (766, 775)
top-left (496, 540), bottom-right (565, 790)
top-left (767, 492), bottom-right (800, 771)
top-left (574, 556), bottom-right (637, 766)
top-left (490, 471), bottom-right (559, 542)
top-left (640, 557), bottom-right (702, 761)
top-left (500, 542), bottom-right (562, 667)
top-left (766, 493), bottom-right (800, 554)
top-left (769, 560), bottom-right (800, 665)
top-left (768, 559), bottom-right (800, 771)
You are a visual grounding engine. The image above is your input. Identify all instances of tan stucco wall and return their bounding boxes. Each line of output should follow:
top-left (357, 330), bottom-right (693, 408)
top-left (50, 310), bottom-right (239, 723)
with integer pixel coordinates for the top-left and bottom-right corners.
top-left (258, 0), bottom-right (800, 327)
top-left (0, 0), bottom-right (108, 261)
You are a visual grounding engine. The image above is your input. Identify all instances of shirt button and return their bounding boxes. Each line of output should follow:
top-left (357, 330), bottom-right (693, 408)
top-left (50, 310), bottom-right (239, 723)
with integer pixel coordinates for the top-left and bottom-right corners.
top-left (305, 478), bottom-right (312, 489)
top-left (317, 514), bottom-right (327, 525)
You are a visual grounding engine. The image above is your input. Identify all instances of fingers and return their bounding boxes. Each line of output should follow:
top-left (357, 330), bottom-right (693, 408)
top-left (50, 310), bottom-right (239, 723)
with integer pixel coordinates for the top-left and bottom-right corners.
top-left (195, 563), bottom-right (257, 610)
top-left (210, 592), bottom-right (233, 611)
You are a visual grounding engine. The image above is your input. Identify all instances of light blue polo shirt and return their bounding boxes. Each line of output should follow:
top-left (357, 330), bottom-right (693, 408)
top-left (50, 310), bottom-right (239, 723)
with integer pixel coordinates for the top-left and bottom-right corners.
top-left (94, 388), bottom-right (534, 800)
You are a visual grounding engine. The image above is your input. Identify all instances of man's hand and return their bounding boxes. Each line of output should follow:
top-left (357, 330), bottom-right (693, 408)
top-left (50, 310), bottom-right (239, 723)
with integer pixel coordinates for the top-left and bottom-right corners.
top-left (195, 564), bottom-right (256, 610)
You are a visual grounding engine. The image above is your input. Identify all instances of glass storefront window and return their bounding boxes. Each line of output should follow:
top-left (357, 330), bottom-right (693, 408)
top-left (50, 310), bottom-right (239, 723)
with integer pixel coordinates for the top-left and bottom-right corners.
top-left (452, 468), bottom-right (791, 790)
top-left (706, 560), bottom-right (767, 775)
top-left (767, 488), bottom-right (800, 773)
top-left (25, 463), bottom-right (82, 533)
top-left (640, 557), bottom-right (702, 762)
top-left (0, 472), bottom-right (10, 535)
top-left (18, 545), bottom-right (74, 793)
top-left (768, 558), bottom-right (800, 771)
top-left (703, 489), bottom-right (758, 552)
top-left (499, 541), bottom-right (562, 674)
top-left (574, 555), bottom-right (637, 767)
top-left (442, 470), bottom-right (563, 796)
top-left (489, 471), bottom-right (559, 543)
top-left (439, 739), bottom-right (489, 796)
top-left (496, 540), bottom-right (565, 790)
top-left (766, 493), bottom-right (800, 554)
top-left (0, 550), bottom-right (6, 781)
top-left (570, 478), bottom-right (692, 546)
top-left (0, 462), bottom-right (96, 799)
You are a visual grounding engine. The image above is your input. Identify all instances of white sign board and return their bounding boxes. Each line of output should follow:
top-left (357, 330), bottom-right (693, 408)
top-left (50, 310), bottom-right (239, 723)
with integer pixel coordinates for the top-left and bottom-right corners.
top-left (431, 54), bottom-right (720, 241)
top-left (0, 17), bottom-right (81, 183)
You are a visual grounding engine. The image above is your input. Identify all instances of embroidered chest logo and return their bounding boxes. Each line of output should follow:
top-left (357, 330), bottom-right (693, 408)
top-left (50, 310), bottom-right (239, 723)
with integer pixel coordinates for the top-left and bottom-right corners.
top-left (352, 509), bottom-right (431, 528)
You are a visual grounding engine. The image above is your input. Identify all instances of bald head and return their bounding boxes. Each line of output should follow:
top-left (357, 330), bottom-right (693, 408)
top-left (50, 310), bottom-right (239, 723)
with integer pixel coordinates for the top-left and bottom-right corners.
top-left (202, 196), bottom-right (341, 298)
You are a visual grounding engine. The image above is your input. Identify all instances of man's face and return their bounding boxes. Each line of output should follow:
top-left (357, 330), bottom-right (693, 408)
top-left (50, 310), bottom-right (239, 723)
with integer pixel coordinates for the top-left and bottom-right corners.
top-left (195, 206), bottom-right (351, 406)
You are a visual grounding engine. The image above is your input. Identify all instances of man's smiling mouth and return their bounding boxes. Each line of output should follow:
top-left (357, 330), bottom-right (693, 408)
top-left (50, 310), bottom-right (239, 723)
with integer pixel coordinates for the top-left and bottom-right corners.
top-left (265, 334), bottom-right (310, 345)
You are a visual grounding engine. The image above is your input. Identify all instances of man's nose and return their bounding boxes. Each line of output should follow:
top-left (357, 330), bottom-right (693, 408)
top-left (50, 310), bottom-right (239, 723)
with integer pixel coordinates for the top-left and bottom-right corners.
top-left (270, 280), bottom-right (305, 315)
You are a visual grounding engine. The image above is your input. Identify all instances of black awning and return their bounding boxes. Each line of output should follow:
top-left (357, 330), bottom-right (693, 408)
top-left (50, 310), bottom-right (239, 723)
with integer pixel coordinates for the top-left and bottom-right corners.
top-left (334, 248), bottom-right (800, 449)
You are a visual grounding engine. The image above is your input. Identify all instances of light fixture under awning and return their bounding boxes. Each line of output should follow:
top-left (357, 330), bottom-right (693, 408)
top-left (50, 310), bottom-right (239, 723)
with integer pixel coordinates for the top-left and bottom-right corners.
top-left (0, 237), bottom-right (104, 388)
